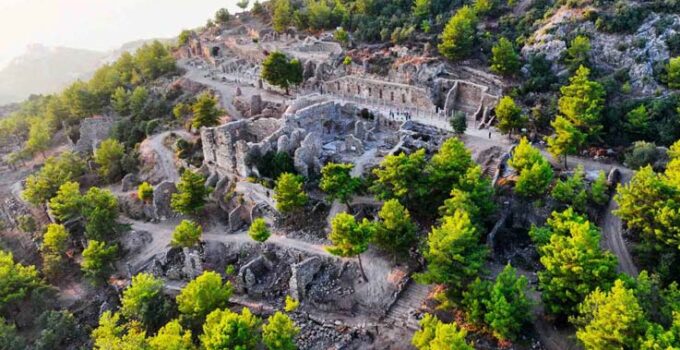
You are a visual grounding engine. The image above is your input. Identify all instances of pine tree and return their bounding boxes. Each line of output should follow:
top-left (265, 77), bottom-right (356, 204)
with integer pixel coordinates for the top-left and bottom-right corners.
top-left (495, 96), bottom-right (525, 136)
top-left (177, 271), bottom-right (233, 321)
top-left (319, 162), bottom-right (361, 208)
top-left (171, 170), bottom-right (212, 215)
top-left (412, 314), bottom-right (474, 350)
top-left (274, 173), bottom-right (308, 214)
top-left (200, 308), bottom-right (262, 350)
top-left (485, 264), bottom-right (532, 341)
top-left (262, 312), bottom-right (299, 350)
top-left (191, 93), bottom-right (222, 129)
top-left (546, 116), bottom-right (586, 169)
top-left (326, 213), bottom-right (375, 281)
top-left (248, 218), bottom-right (271, 243)
top-left (558, 65), bottom-right (605, 135)
top-left (171, 220), bottom-right (202, 248)
top-left (491, 37), bottom-right (521, 76)
top-left (438, 6), bottom-right (478, 61)
top-left (374, 199), bottom-right (418, 258)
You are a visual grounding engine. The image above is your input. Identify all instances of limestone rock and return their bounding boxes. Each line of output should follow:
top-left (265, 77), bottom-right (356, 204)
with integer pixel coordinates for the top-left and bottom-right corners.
top-left (289, 257), bottom-right (322, 300)
top-left (153, 181), bottom-right (177, 220)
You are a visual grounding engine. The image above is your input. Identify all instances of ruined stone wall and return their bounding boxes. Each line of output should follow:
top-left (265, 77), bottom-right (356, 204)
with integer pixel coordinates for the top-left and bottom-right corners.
top-left (75, 116), bottom-right (115, 155)
top-left (440, 79), bottom-right (500, 120)
top-left (324, 76), bottom-right (435, 113)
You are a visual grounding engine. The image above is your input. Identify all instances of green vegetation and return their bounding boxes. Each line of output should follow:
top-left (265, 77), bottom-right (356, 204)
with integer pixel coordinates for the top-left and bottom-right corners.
top-left (22, 151), bottom-right (86, 206)
top-left (248, 218), bottom-right (271, 243)
top-left (491, 37), bottom-right (521, 76)
top-left (374, 199), bottom-right (417, 258)
top-left (49, 181), bottom-right (83, 222)
top-left (191, 93), bottom-right (222, 129)
top-left (438, 6), bottom-right (478, 61)
top-left (171, 170), bottom-right (212, 215)
top-left (171, 220), bottom-right (203, 248)
top-left (412, 314), bottom-right (474, 349)
top-left (319, 162), bottom-right (361, 207)
top-left (200, 308), bottom-right (261, 350)
top-left (82, 187), bottom-right (119, 241)
top-left (262, 312), bottom-right (299, 350)
top-left (137, 182), bottom-right (154, 202)
top-left (509, 138), bottom-right (554, 197)
top-left (121, 273), bottom-right (170, 331)
top-left (274, 173), bottom-right (308, 214)
top-left (177, 271), bottom-right (233, 321)
top-left (94, 138), bottom-right (125, 181)
top-left (81, 240), bottom-right (118, 282)
top-left (326, 212), bottom-right (375, 281)
top-left (495, 96), bottom-right (525, 136)
top-left (261, 51), bottom-right (303, 94)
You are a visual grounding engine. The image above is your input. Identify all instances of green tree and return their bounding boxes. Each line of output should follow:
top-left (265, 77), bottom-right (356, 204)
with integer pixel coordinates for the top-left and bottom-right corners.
top-left (319, 162), bottom-right (361, 208)
top-left (412, 314), bottom-right (474, 350)
top-left (449, 111), bottom-right (467, 134)
top-left (462, 277), bottom-right (491, 324)
top-left (248, 218), bottom-right (271, 243)
top-left (138, 182), bottom-right (154, 202)
top-left (625, 105), bottom-right (649, 135)
top-left (326, 212), bottom-right (375, 281)
top-left (94, 138), bottom-right (125, 181)
top-left (491, 37), bottom-right (521, 76)
top-left (176, 271), bottom-right (233, 321)
top-left (121, 273), bottom-right (170, 331)
top-left (0, 251), bottom-right (44, 312)
top-left (274, 173), bottom-right (308, 214)
top-left (0, 318), bottom-right (25, 350)
top-left (22, 151), bottom-right (85, 206)
top-left (412, 0), bottom-right (431, 21)
top-left (148, 320), bottom-right (195, 350)
top-left (172, 102), bottom-right (191, 120)
top-left (178, 30), bottom-right (193, 46)
top-left (416, 209), bottom-right (487, 295)
top-left (91, 311), bottom-right (149, 350)
top-left (191, 93), bottom-right (222, 129)
top-left (81, 240), bottom-right (118, 281)
top-left (272, 0), bottom-right (292, 32)
top-left (26, 120), bottom-right (51, 157)
top-left (571, 279), bottom-right (646, 350)
top-left (171, 220), bottom-right (202, 248)
top-left (546, 116), bottom-right (586, 169)
top-left (536, 212), bottom-right (618, 317)
top-left (667, 56), bottom-right (680, 89)
top-left (509, 138), bottom-right (553, 197)
top-left (590, 170), bottom-right (609, 206)
top-left (558, 65), bottom-right (605, 135)
top-left (82, 187), bottom-right (119, 241)
top-left (171, 170), bottom-right (212, 215)
top-left (262, 312), bottom-right (299, 350)
top-left (428, 137), bottom-right (474, 199)
top-left (261, 51), bottom-right (303, 94)
top-left (438, 6), bottom-right (478, 61)
top-left (34, 310), bottom-right (82, 350)
top-left (474, 0), bottom-right (495, 14)
top-left (237, 0), bottom-right (250, 10)
top-left (42, 224), bottom-right (69, 255)
top-left (565, 35), bottom-right (591, 71)
top-left (551, 165), bottom-right (588, 211)
top-left (129, 86), bottom-right (149, 117)
top-left (200, 308), bottom-right (262, 350)
top-left (111, 87), bottom-right (130, 116)
top-left (495, 96), bottom-right (525, 136)
top-left (214, 8), bottom-right (230, 24)
top-left (49, 181), bottom-right (83, 222)
top-left (485, 264), bottom-right (532, 341)
top-left (374, 199), bottom-right (417, 258)
top-left (371, 149), bottom-right (427, 206)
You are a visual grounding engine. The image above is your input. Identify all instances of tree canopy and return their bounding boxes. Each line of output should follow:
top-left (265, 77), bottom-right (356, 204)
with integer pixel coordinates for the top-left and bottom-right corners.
top-left (261, 51), bottom-right (303, 94)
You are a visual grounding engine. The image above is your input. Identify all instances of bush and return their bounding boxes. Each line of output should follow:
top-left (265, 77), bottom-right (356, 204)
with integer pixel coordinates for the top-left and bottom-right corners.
top-left (624, 141), bottom-right (663, 170)
top-left (137, 182), bottom-right (153, 202)
top-left (450, 111), bottom-right (467, 134)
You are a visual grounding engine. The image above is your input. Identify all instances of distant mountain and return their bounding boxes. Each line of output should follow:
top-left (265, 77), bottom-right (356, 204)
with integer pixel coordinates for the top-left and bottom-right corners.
top-left (0, 38), bottom-right (174, 105)
top-left (0, 45), bottom-right (106, 105)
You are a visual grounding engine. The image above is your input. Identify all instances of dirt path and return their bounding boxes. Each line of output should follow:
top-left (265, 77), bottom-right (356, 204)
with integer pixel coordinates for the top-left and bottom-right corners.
top-left (139, 130), bottom-right (192, 183)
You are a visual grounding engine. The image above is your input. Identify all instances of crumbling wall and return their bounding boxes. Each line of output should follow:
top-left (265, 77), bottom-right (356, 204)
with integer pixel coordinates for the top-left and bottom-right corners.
top-left (324, 76), bottom-right (435, 113)
top-left (75, 116), bottom-right (115, 155)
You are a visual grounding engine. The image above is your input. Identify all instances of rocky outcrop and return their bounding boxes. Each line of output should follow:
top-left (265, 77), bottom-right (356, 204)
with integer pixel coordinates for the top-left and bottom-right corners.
top-left (289, 256), bottom-right (323, 300)
top-left (153, 182), bottom-right (177, 220)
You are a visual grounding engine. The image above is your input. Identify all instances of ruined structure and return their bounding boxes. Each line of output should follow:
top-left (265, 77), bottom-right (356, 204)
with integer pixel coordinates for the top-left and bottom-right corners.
top-left (74, 115), bottom-right (115, 154)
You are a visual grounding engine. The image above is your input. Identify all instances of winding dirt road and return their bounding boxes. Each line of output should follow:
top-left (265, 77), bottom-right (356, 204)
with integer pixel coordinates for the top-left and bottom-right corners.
top-left (139, 130), bottom-right (192, 183)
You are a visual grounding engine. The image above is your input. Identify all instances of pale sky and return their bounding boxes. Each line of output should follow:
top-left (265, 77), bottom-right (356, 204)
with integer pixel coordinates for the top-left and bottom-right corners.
top-left (0, 0), bottom-right (243, 68)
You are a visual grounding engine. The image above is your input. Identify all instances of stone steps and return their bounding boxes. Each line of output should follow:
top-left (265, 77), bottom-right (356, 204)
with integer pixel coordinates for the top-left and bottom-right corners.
top-left (384, 281), bottom-right (432, 330)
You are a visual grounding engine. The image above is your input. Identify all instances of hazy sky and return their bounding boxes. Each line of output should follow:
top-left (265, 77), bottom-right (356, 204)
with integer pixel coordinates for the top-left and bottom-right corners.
top-left (0, 0), bottom-right (242, 68)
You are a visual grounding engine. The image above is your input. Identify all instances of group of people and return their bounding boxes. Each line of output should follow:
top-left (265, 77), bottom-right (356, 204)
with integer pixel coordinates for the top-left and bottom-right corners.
top-left (388, 109), bottom-right (414, 121)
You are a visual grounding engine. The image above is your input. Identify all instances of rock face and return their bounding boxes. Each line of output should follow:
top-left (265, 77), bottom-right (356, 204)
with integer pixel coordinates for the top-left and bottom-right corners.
top-left (75, 116), bottom-right (115, 155)
top-left (121, 173), bottom-right (138, 192)
top-left (153, 181), bottom-right (177, 220)
top-left (289, 256), bottom-right (322, 300)
top-left (294, 133), bottom-right (323, 177)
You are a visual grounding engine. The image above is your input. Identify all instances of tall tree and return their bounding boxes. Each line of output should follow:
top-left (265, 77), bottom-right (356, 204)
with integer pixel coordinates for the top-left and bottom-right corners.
top-left (49, 181), bottom-right (83, 222)
top-left (91, 311), bottom-right (149, 350)
top-left (191, 93), bottom-right (222, 129)
top-left (22, 151), bottom-right (85, 206)
top-left (412, 314), bottom-right (474, 350)
top-left (416, 209), bottom-right (487, 295)
top-left (326, 213), bottom-right (375, 281)
top-left (485, 264), bottom-right (533, 341)
top-left (200, 308), bottom-right (262, 350)
top-left (176, 271), bottom-right (233, 321)
top-left (272, 0), bottom-right (292, 32)
top-left (81, 240), bottom-right (118, 282)
top-left (490, 37), bottom-right (521, 76)
top-left (495, 96), bottom-right (525, 136)
top-left (319, 162), bottom-right (361, 208)
top-left (94, 138), bottom-right (125, 181)
top-left (558, 65), bottom-right (605, 135)
top-left (371, 149), bottom-right (427, 207)
top-left (171, 170), bottom-right (212, 215)
top-left (148, 320), bottom-right (195, 350)
top-left (248, 218), bottom-right (271, 243)
top-left (571, 279), bottom-right (646, 350)
top-left (509, 138), bottom-right (554, 197)
top-left (274, 173), bottom-right (308, 214)
top-left (374, 199), bottom-right (417, 258)
top-left (26, 120), bottom-right (51, 157)
top-left (171, 220), bottom-right (202, 248)
top-left (120, 273), bottom-right (170, 331)
top-left (546, 116), bottom-right (586, 168)
top-left (129, 86), bottom-right (149, 117)
top-left (438, 6), bottom-right (478, 61)
top-left (262, 312), bottom-right (299, 350)
top-left (81, 187), bottom-right (119, 241)
top-left (111, 87), bottom-right (130, 116)
top-left (0, 251), bottom-right (44, 313)
top-left (535, 211), bottom-right (618, 317)
top-left (261, 51), bottom-right (303, 94)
